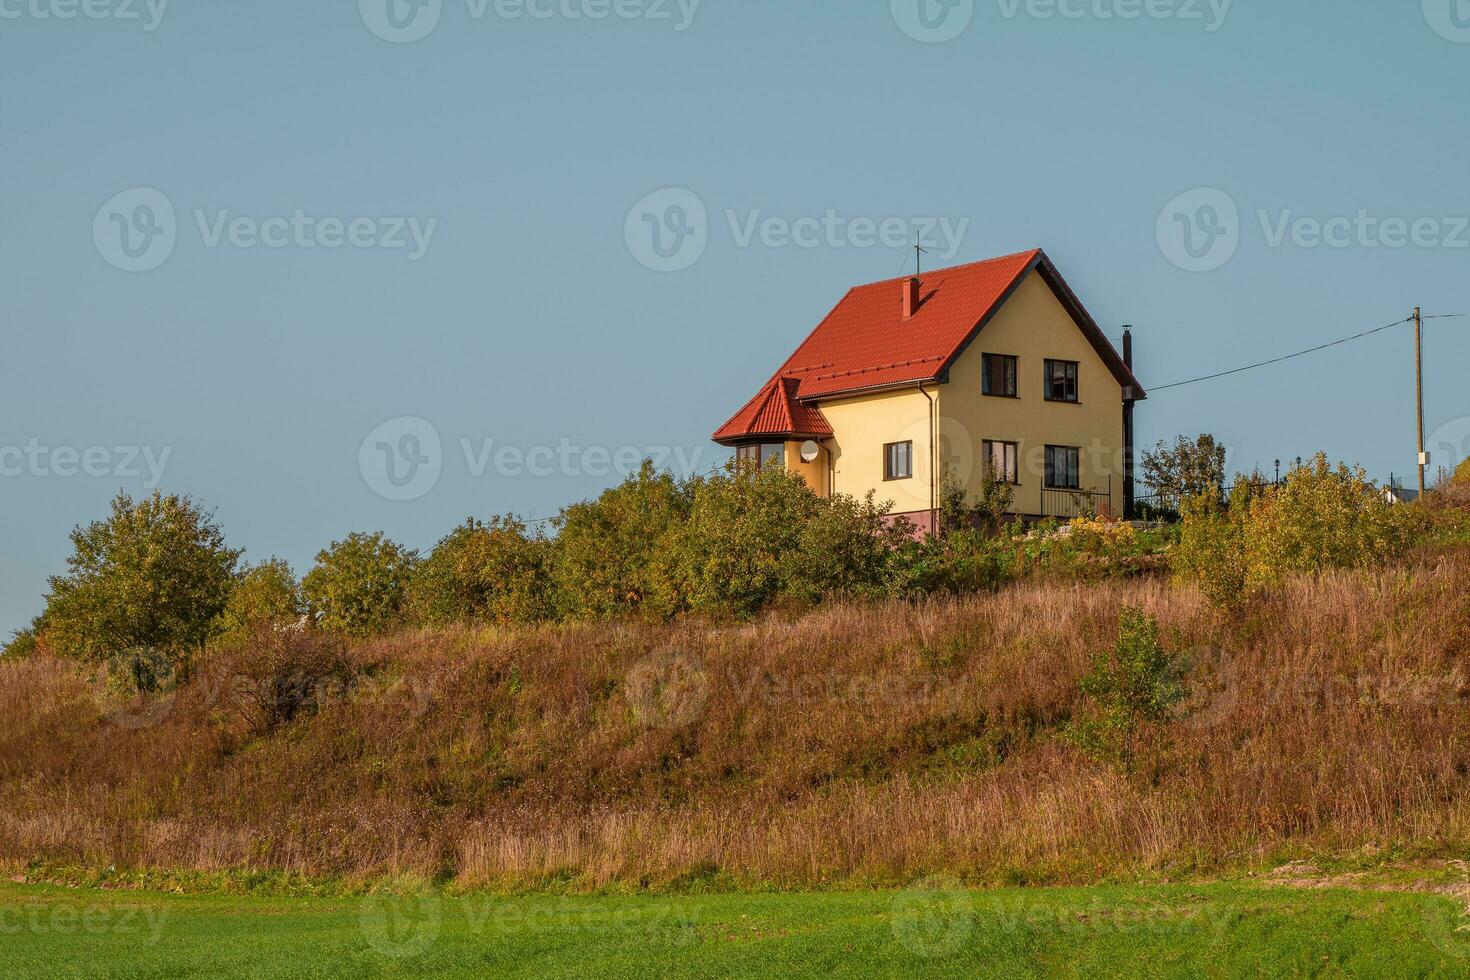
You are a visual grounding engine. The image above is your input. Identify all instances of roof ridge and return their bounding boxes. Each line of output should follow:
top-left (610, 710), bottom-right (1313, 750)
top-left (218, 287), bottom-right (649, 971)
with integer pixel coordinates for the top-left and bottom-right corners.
top-left (852, 248), bottom-right (1043, 289)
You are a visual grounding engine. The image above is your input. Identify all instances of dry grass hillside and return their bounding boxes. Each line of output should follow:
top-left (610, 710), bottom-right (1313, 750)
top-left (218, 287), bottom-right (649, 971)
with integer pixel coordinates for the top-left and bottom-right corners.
top-left (3, 550), bottom-right (1469, 891)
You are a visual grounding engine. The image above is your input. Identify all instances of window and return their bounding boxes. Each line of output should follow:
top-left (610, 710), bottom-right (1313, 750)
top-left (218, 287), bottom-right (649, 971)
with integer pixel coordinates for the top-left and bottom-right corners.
top-left (981, 354), bottom-right (1018, 397)
top-left (982, 440), bottom-right (1019, 484)
top-left (884, 441), bottom-right (913, 481)
top-left (1045, 445), bottom-right (1081, 489)
top-left (1044, 359), bottom-right (1079, 402)
top-left (736, 443), bottom-right (785, 470)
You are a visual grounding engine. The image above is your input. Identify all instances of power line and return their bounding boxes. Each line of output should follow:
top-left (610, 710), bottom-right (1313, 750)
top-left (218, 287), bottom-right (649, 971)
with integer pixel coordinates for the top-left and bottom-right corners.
top-left (1149, 314), bottom-right (1463, 393)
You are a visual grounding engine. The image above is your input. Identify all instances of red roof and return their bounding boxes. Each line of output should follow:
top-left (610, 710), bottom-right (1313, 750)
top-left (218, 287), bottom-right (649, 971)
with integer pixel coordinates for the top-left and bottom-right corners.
top-left (712, 248), bottom-right (1145, 445)
top-left (713, 375), bottom-right (834, 444)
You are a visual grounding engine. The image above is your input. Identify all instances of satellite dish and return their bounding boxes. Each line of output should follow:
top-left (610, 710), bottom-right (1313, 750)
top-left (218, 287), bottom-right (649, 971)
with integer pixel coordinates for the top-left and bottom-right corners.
top-left (800, 440), bottom-right (821, 463)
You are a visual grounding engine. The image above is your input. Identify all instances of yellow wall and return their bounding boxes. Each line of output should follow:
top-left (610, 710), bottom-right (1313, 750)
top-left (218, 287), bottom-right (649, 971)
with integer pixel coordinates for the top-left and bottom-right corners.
top-left (938, 272), bottom-right (1125, 516)
top-left (820, 387), bottom-right (937, 515)
top-left (800, 271), bottom-right (1125, 519)
top-left (783, 440), bottom-right (830, 497)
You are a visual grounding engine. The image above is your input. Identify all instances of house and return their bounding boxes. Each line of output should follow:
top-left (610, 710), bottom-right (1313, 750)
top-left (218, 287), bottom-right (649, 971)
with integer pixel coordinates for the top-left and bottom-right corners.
top-left (711, 249), bottom-right (1147, 533)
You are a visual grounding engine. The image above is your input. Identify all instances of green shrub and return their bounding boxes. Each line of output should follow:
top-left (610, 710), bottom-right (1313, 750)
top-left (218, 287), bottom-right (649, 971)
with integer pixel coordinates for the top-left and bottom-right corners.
top-left (1175, 454), bottom-right (1409, 606)
top-left (779, 489), bottom-right (911, 606)
top-left (1067, 608), bottom-right (1185, 775)
top-left (888, 528), bottom-right (1013, 597)
top-left (302, 532), bottom-right (418, 636)
top-left (35, 491), bottom-right (241, 682)
top-left (659, 465), bottom-right (822, 617)
top-left (216, 559), bottom-right (303, 639)
top-left (550, 462), bottom-right (690, 620)
top-left (409, 516), bottom-right (551, 626)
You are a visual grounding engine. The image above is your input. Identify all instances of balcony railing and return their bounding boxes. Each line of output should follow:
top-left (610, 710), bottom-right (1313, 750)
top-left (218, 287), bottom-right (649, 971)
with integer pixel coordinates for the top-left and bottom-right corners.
top-left (1041, 486), bottom-right (1112, 520)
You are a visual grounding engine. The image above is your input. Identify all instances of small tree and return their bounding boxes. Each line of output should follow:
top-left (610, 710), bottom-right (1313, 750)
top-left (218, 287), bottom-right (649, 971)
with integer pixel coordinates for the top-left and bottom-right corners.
top-left (37, 491), bottom-right (241, 687)
top-left (216, 559), bottom-right (303, 638)
top-left (409, 516), bottom-right (552, 626)
top-left (1068, 608), bottom-right (1186, 775)
top-left (550, 462), bottom-right (691, 620)
top-left (302, 532), bottom-right (418, 637)
top-left (1141, 434), bottom-right (1227, 511)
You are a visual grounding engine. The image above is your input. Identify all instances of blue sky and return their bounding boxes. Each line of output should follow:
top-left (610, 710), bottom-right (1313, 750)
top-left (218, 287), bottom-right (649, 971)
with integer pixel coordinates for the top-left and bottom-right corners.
top-left (3, 0), bottom-right (1468, 637)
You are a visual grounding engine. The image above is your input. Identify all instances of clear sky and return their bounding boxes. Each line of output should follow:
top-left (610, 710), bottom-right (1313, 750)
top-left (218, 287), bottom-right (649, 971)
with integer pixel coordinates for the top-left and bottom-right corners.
top-left (3, 0), bottom-right (1468, 637)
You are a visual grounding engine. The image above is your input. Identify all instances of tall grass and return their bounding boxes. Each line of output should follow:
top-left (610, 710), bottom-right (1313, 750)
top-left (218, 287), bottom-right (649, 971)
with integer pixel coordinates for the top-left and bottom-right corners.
top-left (2, 552), bottom-right (1468, 890)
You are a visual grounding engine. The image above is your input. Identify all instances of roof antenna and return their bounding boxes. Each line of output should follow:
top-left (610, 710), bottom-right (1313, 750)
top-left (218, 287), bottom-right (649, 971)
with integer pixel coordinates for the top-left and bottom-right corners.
top-left (914, 239), bottom-right (929, 278)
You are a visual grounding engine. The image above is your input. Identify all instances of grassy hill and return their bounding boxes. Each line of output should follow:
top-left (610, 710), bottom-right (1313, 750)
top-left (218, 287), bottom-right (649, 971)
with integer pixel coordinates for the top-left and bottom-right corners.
top-left (3, 551), bottom-right (1469, 893)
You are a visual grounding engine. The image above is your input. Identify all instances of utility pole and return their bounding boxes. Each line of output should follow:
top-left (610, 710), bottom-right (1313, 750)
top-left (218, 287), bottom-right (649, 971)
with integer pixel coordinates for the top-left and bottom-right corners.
top-left (1414, 306), bottom-right (1426, 496)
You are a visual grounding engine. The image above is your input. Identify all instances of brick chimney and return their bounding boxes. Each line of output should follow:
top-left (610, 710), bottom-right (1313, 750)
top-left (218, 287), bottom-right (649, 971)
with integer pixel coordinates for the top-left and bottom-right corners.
top-left (902, 277), bottom-right (921, 320)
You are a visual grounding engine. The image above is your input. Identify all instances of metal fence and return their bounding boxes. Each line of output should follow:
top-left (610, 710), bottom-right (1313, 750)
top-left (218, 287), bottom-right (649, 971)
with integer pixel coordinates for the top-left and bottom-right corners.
top-left (1131, 478), bottom-right (1281, 520)
top-left (1041, 486), bottom-right (1113, 520)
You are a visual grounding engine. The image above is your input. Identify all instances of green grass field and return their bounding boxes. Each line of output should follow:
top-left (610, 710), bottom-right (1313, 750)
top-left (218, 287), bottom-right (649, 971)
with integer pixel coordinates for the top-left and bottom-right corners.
top-left (2, 881), bottom-right (1468, 978)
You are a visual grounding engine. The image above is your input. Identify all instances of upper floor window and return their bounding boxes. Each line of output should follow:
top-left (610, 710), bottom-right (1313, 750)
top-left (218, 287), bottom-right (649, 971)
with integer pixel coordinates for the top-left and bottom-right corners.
top-left (1044, 359), bottom-right (1079, 403)
top-left (1045, 445), bottom-right (1081, 489)
top-left (982, 353), bottom-right (1018, 397)
top-left (884, 441), bottom-right (913, 481)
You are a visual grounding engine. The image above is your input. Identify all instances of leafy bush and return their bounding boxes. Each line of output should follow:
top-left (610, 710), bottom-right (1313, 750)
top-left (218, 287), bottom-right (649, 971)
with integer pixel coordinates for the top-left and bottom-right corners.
top-left (34, 491), bottom-right (241, 681)
top-left (1067, 608), bottom-right (1185, 775)
top-left (409, 516), bottom-right (552, 626)
top-left (550, 462), bottom-right (690, 620)
top-left (302, 533), bottom-right (418, 636)
top-left (887, 528), bottom-right (1013, 596)
top-left (216, 559), bottom-right (303, 638)
top-left (1175, 454), bottom-right (1409, 606)
top-left (659, 465), bottom-right (824, 616)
